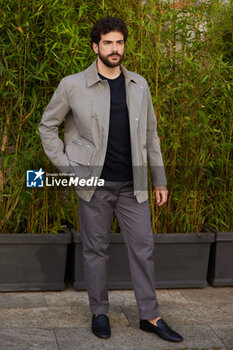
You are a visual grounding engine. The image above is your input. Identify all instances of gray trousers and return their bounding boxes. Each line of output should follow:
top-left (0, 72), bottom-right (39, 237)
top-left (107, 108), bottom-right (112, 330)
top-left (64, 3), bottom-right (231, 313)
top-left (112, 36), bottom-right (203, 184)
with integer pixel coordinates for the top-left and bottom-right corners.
top-left (78, 181), bottom-right (160, 319)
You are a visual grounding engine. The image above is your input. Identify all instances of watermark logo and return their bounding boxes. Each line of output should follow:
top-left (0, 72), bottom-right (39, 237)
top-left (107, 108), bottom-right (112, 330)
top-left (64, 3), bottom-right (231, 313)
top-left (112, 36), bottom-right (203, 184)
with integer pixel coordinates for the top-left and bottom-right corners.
top-left (26, 168), bottom-right (45, 187)
top-left (26, 169), bottom-right (105, 188)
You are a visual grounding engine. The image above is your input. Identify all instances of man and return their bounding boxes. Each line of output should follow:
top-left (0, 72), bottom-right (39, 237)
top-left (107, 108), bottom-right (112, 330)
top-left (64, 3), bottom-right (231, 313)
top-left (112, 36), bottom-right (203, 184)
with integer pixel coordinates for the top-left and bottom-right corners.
top-left (38, 17), bottom-right (183, 343)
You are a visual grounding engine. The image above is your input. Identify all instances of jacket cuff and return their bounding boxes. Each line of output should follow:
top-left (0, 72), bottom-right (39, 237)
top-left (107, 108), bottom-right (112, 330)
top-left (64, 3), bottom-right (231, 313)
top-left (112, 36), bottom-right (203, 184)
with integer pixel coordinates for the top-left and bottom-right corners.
top-left (150, 166), bottom-right (167, 187)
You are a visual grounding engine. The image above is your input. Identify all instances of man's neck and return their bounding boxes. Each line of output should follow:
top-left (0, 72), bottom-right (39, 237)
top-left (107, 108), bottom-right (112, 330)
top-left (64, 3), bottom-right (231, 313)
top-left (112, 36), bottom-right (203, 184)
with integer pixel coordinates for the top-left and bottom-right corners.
top-left (96, 58), bottom-right (121, 79)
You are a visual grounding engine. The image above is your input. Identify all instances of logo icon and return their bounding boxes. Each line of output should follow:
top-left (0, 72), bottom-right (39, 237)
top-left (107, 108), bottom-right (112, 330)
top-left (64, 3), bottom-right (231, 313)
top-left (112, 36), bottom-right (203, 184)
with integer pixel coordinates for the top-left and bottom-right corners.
top-left (26, 168), bottom-right (45, 187)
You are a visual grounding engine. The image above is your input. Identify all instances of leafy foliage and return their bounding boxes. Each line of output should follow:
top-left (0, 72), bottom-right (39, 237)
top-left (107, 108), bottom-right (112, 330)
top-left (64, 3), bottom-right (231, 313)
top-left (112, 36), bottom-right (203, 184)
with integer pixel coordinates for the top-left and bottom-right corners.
top-left (0, 0), bottom-right (232, 233)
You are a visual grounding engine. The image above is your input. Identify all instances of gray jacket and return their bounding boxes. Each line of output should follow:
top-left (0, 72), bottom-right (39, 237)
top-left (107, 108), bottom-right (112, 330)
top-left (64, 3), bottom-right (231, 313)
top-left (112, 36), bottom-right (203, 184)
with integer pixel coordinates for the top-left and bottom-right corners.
top-left (38, 60), bottom-right (167, 203)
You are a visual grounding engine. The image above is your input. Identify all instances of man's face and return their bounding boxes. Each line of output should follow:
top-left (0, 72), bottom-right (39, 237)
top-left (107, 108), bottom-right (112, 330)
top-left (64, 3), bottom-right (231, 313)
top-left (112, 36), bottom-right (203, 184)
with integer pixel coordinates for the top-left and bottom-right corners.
top-left (93, 31), bottom-right (125, 68)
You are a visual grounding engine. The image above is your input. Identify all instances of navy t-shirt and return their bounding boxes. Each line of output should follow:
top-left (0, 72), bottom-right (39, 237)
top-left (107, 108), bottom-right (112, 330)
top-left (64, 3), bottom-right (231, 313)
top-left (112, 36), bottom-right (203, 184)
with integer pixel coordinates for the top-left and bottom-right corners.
top-left (98, 72), bottom-right (133, 181)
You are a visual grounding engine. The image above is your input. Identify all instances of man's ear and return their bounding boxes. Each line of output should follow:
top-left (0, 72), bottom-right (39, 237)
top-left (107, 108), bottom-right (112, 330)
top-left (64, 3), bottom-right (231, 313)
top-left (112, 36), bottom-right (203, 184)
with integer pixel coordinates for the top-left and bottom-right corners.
top-left (92, 43), bottom-right (99, 55)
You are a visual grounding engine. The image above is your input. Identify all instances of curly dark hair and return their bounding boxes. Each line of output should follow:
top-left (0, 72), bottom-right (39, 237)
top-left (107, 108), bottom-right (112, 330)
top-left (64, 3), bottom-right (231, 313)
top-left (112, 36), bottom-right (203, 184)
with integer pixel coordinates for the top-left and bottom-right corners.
top-left (90, 17), bottom-right (128, 45)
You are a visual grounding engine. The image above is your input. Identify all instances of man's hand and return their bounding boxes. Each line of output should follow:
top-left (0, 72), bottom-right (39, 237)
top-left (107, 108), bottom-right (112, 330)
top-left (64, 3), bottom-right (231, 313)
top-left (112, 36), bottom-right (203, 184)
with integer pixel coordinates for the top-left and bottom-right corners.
top-left (154, 185), bottom-right (168, 206)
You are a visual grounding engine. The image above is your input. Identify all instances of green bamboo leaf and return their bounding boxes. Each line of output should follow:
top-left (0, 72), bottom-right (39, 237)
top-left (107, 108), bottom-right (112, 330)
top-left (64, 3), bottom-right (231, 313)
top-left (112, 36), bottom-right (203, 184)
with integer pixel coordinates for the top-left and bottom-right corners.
top-left (31, 75), bottom-right (48, 81)
top-left (3, 155), bottom-right (10, 168)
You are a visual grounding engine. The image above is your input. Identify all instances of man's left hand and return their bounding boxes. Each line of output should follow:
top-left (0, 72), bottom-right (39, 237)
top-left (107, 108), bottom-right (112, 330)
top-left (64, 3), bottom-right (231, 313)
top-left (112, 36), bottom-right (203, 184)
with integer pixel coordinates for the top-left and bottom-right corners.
top-left (154, 185), bottom-right (168, 206)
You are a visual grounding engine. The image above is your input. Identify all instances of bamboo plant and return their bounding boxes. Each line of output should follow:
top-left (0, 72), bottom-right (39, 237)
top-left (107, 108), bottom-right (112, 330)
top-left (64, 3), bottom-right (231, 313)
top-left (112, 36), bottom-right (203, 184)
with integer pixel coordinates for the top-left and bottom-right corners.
top-left (0, 0), bottom-right (232, 233)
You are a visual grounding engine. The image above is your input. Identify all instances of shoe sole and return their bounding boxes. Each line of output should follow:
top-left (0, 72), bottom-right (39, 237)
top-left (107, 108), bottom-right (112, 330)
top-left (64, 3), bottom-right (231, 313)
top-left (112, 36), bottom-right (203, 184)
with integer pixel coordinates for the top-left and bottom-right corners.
top-left (140, 325), bottom-right (183, 342)
top-left (92, 331), bottom-right (111, 339)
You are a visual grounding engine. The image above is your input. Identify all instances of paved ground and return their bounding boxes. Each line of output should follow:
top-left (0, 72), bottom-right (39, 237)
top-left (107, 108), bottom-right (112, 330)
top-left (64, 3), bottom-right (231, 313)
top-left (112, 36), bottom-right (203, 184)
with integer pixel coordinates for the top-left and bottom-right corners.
top-left (0, 284), bottom-right (232, 350)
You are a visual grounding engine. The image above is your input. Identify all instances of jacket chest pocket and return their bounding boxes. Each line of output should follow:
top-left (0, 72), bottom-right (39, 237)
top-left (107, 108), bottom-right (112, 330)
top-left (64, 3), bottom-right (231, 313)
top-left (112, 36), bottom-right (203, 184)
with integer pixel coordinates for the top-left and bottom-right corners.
top-left (66, 141), bottom-right (93, 166)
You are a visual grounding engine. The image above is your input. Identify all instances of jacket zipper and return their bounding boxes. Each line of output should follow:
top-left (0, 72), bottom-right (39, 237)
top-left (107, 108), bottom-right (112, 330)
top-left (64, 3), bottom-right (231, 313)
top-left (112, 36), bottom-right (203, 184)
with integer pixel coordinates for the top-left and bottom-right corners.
top-left (73, 141), bottom-right (91, 149)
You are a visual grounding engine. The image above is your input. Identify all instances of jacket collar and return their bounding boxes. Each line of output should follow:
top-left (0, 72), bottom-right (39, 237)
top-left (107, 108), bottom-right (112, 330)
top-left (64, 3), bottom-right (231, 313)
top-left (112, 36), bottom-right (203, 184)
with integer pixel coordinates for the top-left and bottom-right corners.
top-left (85, 60), bottom-right (138, 87)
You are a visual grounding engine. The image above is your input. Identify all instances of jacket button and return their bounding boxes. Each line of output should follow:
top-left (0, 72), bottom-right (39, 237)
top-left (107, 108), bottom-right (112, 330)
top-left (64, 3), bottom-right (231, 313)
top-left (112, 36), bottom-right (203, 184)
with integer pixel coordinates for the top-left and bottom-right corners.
top-left (87, 163), bottom-right (90, 165)
top-left (135, 118), bottom-right (138, 121)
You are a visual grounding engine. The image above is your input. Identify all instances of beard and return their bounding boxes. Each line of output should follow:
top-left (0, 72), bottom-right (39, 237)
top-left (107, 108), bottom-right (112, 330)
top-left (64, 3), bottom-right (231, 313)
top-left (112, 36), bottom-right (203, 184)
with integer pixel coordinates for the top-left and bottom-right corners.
top-left (98, 50), bottom-right (124, 68)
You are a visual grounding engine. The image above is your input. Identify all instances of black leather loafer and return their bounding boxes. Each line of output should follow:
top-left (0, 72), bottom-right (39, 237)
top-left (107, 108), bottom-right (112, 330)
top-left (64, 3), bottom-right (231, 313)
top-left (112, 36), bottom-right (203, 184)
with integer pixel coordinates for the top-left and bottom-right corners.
top-left (92, 314), bottom-right (111, 339)
top-left (140, 318), bottom-right (183, 342)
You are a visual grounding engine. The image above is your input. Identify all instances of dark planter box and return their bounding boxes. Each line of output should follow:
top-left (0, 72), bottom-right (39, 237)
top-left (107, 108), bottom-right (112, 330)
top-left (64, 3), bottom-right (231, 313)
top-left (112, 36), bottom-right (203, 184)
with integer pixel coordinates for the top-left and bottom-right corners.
top-left (0, 231), bottom-right (71, 291)
top-left (153, 232), bottom-right (214, 288)
top-left (68, 229), bottom-right (214, 289)
top-left (207, 230), bottom-right (233, 286)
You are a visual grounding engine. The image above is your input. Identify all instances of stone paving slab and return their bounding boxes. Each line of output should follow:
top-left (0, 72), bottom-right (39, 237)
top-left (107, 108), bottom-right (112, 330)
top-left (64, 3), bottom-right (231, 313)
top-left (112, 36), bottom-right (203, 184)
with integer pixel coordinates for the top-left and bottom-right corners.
top-left (0, 305), bottom-right (89, 328)
top-left (209, 324), bottom-right (233, 350)
top-left (156, 289), bottom-right (190, 304)
top-left (159, 303), bottom-right (233, 326)
top-left (0, 305), bottom-right (128, 328)
top-left (108, 289), bottom-right (190, 306)
top-left (44, 290), bottom-right (89, 307)
top-left (0, 292), bottom-right (46, 309)
top-left (44, 288), bottom-right (189, 306)
top-left (0, 328), bottom-right (58, 350)
top-left (159, 302), bottom-right (197, 325)
top-left (0, 286), bottom-right (232, 349)
top-left (120, 302), bottom-right (228, 328)
top-left (54, 325), bottom-right (227, 350)
top-left (179, 286), bottom-right (233, 304)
